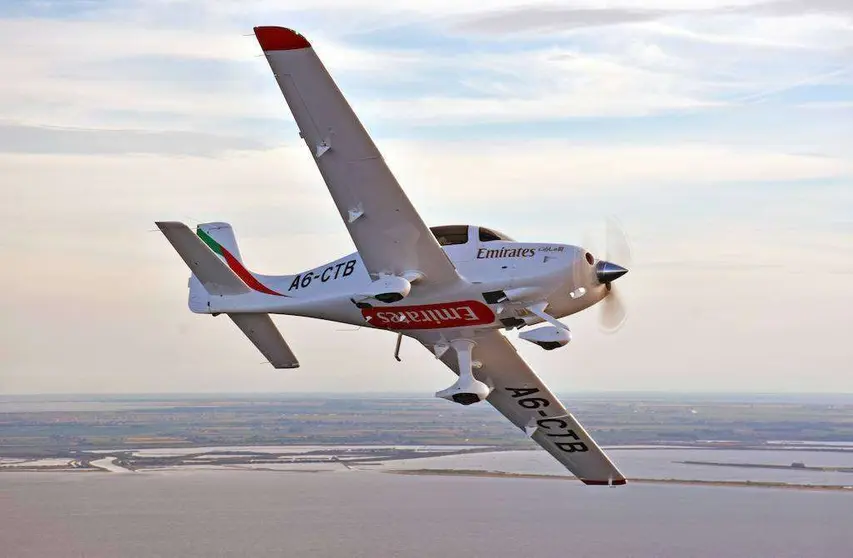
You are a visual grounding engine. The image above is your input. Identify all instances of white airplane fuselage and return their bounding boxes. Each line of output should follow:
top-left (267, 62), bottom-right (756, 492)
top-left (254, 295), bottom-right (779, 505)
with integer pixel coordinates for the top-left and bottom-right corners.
top-left (195, 225), bottom-right (607, 337)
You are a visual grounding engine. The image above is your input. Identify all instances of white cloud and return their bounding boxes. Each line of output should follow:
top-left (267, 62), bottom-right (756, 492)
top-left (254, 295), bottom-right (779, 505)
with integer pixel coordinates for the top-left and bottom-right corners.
top-left (0, 18), bottom-right (420, 129)
top-left (641, 14), bottom-right (853, 50)
top-left (385, 141), bottom-right (853, 200)
top-left (0, 123), bottom-right (265, 155)
top-left (3, 2), bottom-right (851, 131)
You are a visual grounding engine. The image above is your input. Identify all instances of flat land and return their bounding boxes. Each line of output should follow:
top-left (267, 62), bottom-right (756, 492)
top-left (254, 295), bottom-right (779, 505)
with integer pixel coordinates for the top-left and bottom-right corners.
top-left (1, 393), bottom-right (851, 456)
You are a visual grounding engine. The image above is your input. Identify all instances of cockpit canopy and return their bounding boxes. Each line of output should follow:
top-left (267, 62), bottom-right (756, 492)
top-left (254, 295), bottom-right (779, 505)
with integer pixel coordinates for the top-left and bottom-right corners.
top-left (430, 225), bottom-right (515, 246)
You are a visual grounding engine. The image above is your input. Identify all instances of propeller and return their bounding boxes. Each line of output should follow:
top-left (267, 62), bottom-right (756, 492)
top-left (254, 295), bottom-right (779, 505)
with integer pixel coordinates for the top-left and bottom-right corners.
top-left (599, 280), bottom-right (627, 333)
top-left (584, 217), bottom-right (632, 334)
top-left (604, 218), bottom-right (632, 270)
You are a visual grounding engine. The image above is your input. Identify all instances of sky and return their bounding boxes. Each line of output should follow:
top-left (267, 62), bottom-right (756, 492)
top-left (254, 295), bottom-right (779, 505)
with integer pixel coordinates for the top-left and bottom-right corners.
top-left (1, 0), bottom-right (851, 395)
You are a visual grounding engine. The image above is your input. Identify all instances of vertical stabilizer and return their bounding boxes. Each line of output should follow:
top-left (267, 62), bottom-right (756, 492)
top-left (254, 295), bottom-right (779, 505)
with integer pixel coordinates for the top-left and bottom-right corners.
top-left (195, 222), bottom-right (288, 297)
top-left (156, 221), bottom-right (249, 298)
top-left (197, 222), bottom-right (243, 262)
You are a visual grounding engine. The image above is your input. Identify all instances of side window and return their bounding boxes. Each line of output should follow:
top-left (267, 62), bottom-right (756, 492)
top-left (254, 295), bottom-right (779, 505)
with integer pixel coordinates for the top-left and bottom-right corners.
top-left (480, 227), bottom-right (515, 242)
top-left (430, 225), bottom-right (469, 246)
top-left (478, 228), bottom-right (503, 242)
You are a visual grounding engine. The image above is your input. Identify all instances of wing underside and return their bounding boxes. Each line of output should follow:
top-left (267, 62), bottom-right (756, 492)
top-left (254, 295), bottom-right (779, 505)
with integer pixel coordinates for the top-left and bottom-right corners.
top-left (416, 330), bottom-right (626, 485)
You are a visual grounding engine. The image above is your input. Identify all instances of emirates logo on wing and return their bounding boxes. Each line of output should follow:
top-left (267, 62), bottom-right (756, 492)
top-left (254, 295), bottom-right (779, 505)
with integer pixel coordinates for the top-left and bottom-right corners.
top-left (361, 300), bottom-right (495, 330)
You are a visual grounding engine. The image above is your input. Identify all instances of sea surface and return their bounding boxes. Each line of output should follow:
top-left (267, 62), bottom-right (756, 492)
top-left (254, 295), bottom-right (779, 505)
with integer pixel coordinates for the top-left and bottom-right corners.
top-left (387, 448), bottom-right (853, 485)
top-left (1, 469), bottom-right (851, 558)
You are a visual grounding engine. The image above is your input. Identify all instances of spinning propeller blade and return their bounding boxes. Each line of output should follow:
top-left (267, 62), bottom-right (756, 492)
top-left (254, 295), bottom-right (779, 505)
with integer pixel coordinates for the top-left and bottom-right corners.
top-left (595, 217), bottom-right (632, 334)
top-left (600, 285), bottom-right (627, 332)
top-left (605, 217), bottom-right (632, 269)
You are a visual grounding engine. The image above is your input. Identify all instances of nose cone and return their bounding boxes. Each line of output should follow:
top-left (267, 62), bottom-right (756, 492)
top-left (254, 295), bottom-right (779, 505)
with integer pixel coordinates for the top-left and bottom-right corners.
top-left (596, 260), bottom-right (628, 284)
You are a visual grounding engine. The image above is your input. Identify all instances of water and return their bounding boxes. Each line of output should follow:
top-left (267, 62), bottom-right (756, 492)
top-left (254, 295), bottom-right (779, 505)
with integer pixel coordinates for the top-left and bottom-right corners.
top-left (118, 444), bottom-right (484, 457)
top-left (388, 448), bottom-right (853, 485)
top-left (1, 470), bottom-right (850, 557)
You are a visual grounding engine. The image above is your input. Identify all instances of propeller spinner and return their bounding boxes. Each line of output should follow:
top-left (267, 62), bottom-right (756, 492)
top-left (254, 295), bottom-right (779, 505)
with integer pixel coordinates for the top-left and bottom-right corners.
top-left (596, 261), bottom-right (628, 284)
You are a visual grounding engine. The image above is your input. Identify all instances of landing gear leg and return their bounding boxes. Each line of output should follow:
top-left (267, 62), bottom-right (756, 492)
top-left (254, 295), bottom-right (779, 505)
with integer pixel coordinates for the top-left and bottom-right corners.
top-left (435, 339), bottom-right (492, 405)
top-left (394, 332), bottom-right (403, 362)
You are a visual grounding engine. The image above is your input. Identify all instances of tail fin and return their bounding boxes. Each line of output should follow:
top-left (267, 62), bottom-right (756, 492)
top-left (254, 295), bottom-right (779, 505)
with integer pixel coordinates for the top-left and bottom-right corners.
top-left (156, 221), bottom-right (249, 298)
top-left (191, 222), bottom-right (247, 311)
top-left (196, 222), bottom-right (287, 297)
top-left (197, 222), bottom-right (243, 262)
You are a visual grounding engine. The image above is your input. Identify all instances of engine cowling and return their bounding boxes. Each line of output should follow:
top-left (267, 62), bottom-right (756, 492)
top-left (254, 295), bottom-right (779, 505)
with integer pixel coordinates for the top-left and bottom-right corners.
top-left (519, 325), bottom-right (571, 350)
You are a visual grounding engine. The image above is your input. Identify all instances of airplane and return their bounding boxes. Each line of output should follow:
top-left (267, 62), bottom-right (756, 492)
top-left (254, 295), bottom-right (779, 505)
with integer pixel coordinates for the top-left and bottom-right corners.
top-left (156, 26), bottom-right (631, 486)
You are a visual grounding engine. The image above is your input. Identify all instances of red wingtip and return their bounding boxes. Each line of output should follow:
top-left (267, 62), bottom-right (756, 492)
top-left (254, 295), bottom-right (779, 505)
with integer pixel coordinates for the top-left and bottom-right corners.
top-left (253, 26), bottom-right (311, 51)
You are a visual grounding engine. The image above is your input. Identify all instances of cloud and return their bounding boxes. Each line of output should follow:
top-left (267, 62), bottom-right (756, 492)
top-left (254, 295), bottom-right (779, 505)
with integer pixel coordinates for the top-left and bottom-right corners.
top-left (0, 123), bottom-right (265, 155)
top-left (747, 0), bottom-right (853, 16)
top-left (454, 7), bottom-right (672, 34)
top-left (453, 1), bottom-right (853, 36)
top-left (2, 3), bottom-right (851, 133)
top-left (384, 140), bottom-right (853, 201)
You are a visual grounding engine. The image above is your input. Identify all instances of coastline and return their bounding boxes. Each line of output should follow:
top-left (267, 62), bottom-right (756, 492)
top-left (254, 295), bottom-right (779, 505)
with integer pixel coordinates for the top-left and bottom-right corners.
top-left (388, 468), bottom-right (853, 491)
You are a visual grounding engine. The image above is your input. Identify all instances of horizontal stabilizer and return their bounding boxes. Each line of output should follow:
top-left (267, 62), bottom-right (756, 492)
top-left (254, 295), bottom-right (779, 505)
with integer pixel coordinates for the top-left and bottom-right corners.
top-left (228, 313), bottom-right (299, 369)
top-left (156, 221), bottom-right (249, 296)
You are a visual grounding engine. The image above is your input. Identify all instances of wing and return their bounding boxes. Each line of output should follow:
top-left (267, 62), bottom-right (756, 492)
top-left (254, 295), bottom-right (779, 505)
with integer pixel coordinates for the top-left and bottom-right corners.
top-left (418, 330), bottom-right (626, 485)
top-left (254, 27), bottom-right (461, 289)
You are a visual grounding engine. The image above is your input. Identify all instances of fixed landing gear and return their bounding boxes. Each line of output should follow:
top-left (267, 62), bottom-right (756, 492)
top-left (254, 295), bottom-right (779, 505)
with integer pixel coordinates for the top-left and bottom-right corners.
top-left (435, 339), bottom-right (492, 406)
